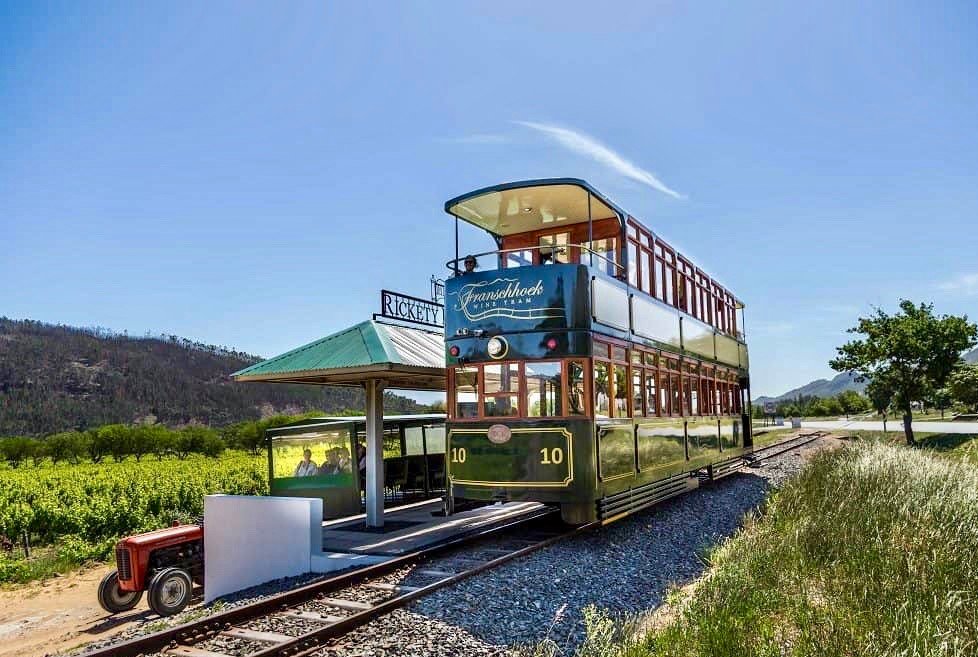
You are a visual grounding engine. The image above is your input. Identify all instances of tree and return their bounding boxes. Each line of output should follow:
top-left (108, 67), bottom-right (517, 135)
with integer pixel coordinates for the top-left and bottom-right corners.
top-left (830, 301), bottom-right (977, 445)
top-left (866, 378), bottom-right (894, 432)
top-left (928, 388), bottom-right (953, 419)
top-left (837, 390), bottom-right (869, 419)
top-left (98, 424), bottom-right (133, 462)
top-left (0, 437), bottom-right (35, 468)
top-left (948, 364), bottom-right (978, 412)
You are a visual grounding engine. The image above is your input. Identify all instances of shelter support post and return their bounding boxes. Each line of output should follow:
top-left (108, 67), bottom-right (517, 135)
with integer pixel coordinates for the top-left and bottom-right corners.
top-left (365, 379), bottom-right (386, 528)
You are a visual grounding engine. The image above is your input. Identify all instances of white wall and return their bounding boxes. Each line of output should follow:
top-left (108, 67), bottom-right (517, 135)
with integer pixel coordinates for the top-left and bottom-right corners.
top-left (203, 495), bottom-right (322, 603)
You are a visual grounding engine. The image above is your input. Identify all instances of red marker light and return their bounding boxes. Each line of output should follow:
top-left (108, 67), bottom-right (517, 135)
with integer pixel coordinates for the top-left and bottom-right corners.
top-left (546, 338), bottom-right (558, 350)
top-left (449, 345), bottom-right (460, 357)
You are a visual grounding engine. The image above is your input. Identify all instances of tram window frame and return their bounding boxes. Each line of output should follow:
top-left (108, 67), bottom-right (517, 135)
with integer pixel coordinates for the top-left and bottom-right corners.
top-left (448, 359), bottom-right (591, 421)
top-left (481, 362), bottom-right (521, 418)
top-left (525, 360), bottom-right (564, 417)
top-left (593, 339), bottom-right (630, 418)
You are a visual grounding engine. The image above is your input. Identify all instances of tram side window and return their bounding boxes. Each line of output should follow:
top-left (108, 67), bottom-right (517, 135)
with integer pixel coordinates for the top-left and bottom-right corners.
top-left (632, 369), bottom-right (644, 416)
top-left (568, 361), bottom-right (587, 416)
top-left (586, 238), bottom-right (619, 277)
top-left (645, 371), bottom-right (657, 415)
top-left (594, 362), bottom-right (611, 418)
top-left (526, 361), bottom-right (563, 417)
top-left (613, 365), bottom-right (628, 416)
top-left (539, 233), bottom-right (570, 265)
top-left (454, 367), bottom-right (479, 419)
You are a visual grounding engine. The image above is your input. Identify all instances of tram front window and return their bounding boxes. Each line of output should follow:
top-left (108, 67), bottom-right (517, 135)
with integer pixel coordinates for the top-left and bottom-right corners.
top-left (483, 362), bottom-right (520, 417)
top-left (526, 361), bottom-right (563, 417)
top-left (454, 367), bottom-right (479, 418)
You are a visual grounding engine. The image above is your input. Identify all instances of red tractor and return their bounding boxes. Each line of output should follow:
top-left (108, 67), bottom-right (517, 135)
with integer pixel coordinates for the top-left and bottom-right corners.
top-left (97, 522), bottom-right (204, 616)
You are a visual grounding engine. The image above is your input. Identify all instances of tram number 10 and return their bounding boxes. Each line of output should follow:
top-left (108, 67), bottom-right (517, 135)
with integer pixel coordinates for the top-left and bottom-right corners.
top-left (450, 447), bottom-right (564, 465)
top-left (539, 447), bottom-right (564, 465)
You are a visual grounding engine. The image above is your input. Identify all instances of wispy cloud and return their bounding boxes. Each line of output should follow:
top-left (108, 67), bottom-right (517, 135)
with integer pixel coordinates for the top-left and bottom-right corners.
top-left (938, 273), bottom-right (978, 296)
top-left (513, 120), bottom-right (683, 199)
top-left (439, 133), bottom-right (511, 145)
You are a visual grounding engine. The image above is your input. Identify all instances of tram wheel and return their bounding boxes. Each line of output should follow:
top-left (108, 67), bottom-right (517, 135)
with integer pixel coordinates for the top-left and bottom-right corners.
top-left (147, 567), bottom-right (193, 616)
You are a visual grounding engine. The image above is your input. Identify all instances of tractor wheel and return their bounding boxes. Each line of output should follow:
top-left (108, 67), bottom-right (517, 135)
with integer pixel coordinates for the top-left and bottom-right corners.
top-left (147, 567), bottom-right (193, 616)
top-left (97, 570), bottom-right (142, 613)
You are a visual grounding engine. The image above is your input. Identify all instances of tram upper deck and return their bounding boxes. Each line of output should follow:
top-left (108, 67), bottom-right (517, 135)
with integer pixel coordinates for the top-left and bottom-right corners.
top-left (443, 179), bottom-right (749, 382)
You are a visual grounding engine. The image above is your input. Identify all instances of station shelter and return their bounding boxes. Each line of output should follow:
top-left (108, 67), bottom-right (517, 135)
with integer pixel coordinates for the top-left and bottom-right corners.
top-left (232, 320), bottom-right (445, 528)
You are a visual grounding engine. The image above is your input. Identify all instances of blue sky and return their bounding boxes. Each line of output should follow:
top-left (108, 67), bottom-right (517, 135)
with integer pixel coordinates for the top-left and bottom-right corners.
top-left (2, 1), bottom-right (976, 400)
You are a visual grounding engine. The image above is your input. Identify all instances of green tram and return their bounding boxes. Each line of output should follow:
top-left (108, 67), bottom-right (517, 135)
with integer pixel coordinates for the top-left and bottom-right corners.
top-left (442, 179), bottom-right (751, 524)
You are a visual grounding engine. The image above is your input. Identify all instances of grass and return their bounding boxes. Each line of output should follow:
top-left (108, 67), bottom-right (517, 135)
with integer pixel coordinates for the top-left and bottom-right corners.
top-left (543, 440), bottom-right (978, 657)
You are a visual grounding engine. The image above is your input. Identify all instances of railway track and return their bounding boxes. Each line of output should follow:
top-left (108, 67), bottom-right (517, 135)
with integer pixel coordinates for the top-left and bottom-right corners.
top-left (79, 506), bottom-right (592, 657)
top-left (744, 430), bottom-right (829, 467)
top-left (79, 432), bottom-right (824, 657)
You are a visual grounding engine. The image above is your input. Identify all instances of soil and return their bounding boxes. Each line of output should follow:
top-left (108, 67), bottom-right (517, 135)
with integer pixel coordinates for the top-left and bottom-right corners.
top-left (0, 563), bottom-right (193, 657)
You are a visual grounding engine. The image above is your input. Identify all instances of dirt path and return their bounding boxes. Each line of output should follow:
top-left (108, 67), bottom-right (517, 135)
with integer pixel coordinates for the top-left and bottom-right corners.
top-left (0, 563), bottom-right (165, 657)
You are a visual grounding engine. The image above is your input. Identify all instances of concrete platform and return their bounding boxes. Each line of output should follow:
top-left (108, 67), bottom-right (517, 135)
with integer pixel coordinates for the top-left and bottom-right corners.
top-left (321, 498), bottom-right (547, 556)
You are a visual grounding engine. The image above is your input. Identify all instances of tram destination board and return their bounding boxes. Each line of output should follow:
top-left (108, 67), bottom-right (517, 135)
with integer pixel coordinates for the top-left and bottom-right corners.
top-left (376, 289), bottom-right (444, 328)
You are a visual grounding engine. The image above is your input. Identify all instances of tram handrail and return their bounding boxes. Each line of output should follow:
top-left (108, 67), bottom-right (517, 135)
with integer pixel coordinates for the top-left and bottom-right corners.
top-left (445, 243), bottom-right (625, 277)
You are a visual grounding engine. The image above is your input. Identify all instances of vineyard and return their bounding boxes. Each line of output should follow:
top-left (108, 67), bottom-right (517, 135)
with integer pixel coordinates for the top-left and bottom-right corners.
top-left (0, 452), bottom-right (267, 584)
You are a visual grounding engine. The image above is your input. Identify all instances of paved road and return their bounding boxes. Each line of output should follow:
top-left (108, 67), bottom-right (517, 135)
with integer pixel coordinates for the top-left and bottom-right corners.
top-left (799, 419), bottom-right (978, 434)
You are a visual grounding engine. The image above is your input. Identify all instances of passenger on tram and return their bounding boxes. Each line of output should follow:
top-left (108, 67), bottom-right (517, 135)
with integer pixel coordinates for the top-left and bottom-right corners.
top-left (462, 254), bottom-right (478, 274)
top-left (293, 449), bottom-right (318, 477)
top-left (319, 448), bottom-right (350, 476)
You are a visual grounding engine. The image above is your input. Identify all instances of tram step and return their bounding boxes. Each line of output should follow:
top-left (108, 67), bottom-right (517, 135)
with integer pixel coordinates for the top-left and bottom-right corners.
top-left (363, 582), bottom-right (420, 593)
top-left (320, 597), bottom-right (373, 611)
top-left (221, 627), bottom-right (293, 644)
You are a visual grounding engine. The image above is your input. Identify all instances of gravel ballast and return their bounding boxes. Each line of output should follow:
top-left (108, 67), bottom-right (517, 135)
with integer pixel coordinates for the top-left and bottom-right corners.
top-left (310, 443), bottom-right (820, 657)
top-left (76, 439), bottom-right (825, 657)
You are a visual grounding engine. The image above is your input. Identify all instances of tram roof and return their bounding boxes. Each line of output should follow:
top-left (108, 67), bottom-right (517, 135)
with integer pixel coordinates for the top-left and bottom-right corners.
top-left (231, 320), bottom-right (445, 391)
top-left (444, 178), bottom-right (625, 238)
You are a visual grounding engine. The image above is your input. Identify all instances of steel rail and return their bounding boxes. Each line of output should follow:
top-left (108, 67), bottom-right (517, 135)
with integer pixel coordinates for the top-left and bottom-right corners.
top-left (254, 520), bottom-right (599, 657)
top-left (78, 505), bottom-right (560, 657)
top-left (745, 431), bottom-right (827, 467)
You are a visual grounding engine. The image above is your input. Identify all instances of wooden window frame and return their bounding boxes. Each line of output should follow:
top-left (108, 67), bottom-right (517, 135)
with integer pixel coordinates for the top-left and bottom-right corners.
top-left (448, 358), bottom-right (591, 422)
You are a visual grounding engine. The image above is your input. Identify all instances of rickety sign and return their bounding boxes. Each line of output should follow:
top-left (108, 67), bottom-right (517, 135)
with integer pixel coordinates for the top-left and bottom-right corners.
top-left (378, 290), bottom-right (444, 328)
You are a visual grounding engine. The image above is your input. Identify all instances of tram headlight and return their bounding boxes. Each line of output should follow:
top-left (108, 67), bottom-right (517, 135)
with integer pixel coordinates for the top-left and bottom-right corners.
top-left (486, 336), bottom-right (508, 359)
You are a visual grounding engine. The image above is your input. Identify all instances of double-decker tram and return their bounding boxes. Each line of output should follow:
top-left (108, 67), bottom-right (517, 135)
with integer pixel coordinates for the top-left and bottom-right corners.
top-left (442, 179), bottom-right (751, 524)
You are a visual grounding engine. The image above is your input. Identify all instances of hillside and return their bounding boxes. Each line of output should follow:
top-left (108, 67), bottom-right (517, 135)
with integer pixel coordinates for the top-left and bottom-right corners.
top-left (966, 347), bottom-right (978, 363)
top-left (0, 318), bottom-right (423, 435)
top-left (754, 371), bottom-right (866, 405)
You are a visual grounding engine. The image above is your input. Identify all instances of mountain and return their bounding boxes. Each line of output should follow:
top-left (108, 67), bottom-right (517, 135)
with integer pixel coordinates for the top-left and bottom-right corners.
top-left (966, 347), bottom-right (978, 364)
top-left (754, 372), bottom-right (866, 405)
top-left (0, 318), bottom-right (423, 436)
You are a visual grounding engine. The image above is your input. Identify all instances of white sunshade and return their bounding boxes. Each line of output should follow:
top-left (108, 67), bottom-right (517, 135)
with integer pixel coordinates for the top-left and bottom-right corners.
top-left (447, 182), bottom-right (619, 237)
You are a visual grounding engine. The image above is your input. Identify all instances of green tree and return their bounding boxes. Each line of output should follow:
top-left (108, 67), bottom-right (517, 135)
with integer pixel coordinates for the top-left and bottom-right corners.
top-left (831, 301), bottom-right (977, 445)
top-left (200, 433), bottom-right (226, 458)
top-left (151, 428), bottom-right (175, 460)
top-left (46, 432), bottom-right (76, 464)
top-left (948, 364), bottom-right (978, 412)
top-left (928, 388), bottom-right (954, 419)
top-left (98, 424), bottom-right (133, 462)
top-left (0, 437), bottom-right (35, 468)
top-left (130, 425), bottom-right (156, 462)
top-left (837, 390), bottom-right (869, 419)
top-left (866, 377), bottom-right (894, 432)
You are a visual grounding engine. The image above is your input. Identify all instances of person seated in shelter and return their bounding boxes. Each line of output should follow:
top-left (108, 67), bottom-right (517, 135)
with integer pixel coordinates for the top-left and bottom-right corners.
top-left (319, 448), bottom-right (342, 476)
top-left (334, 447), bottom-right (352, 473)
top-left (293, 449), bottom-right (318, 477)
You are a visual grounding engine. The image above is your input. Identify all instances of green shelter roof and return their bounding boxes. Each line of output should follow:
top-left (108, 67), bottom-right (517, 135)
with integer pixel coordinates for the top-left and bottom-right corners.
top-left (232, 320), bottom-right (445, 391)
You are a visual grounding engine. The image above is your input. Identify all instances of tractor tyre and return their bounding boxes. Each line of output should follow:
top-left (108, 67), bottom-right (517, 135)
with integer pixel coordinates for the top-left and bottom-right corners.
top-left (147, 567), bottom-right (193, 616)
top-left (97, 570), bottom-right (142, 613)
